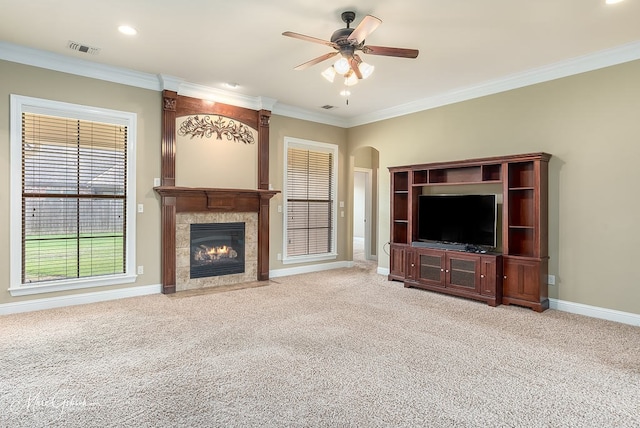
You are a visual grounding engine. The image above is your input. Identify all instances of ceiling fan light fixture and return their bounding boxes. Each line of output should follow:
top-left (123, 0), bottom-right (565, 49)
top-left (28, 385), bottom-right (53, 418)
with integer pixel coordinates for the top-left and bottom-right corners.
top-left (334, 57), bottom-right (351, 75)
top-left (321, 66), bottom-right (337, 83)
top-left (344, 72), bottom-right (359, 87)
top-left (359, 61), bottom-right (375, 79)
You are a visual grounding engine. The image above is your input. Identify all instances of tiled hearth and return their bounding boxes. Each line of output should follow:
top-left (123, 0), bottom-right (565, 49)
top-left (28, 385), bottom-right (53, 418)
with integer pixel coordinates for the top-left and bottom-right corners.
top-left (176, 212), bottom-right (257, 291)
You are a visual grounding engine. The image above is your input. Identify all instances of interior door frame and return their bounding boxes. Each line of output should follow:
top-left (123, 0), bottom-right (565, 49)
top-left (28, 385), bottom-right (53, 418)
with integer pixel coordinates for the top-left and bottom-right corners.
top-left (354, 167), bottom-right (373, 260)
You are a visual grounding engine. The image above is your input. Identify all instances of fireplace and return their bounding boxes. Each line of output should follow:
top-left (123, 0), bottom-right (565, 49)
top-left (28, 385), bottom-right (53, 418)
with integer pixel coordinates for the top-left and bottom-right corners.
top-left (190, 222), bottom-right (245, 278)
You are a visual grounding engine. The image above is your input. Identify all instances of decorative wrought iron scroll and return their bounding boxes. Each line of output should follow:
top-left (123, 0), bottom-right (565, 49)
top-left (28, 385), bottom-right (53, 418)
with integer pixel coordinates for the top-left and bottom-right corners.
top-left (177, 115), bottom-right (256, 144)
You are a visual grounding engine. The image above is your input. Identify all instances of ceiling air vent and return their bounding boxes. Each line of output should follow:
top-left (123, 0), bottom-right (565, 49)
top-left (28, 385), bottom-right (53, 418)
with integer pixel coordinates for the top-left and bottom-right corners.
top-left (320, 105), bottom-right (337, 110)
top-left (67, 41), bottom-right (101, 55)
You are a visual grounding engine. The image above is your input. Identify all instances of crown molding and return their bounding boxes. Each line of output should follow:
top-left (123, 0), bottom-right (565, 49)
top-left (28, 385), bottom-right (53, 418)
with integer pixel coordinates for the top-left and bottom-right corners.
top-left (164, 77), bottom-right (278, 111)
top-left (3, 40), bottom-right (639, 129)
top-left (347, 40), bottom-right (640, 127)
top-left (271, 103), bottom-right (349, 128)
top-left (0, 41), bottom-right (162, 91)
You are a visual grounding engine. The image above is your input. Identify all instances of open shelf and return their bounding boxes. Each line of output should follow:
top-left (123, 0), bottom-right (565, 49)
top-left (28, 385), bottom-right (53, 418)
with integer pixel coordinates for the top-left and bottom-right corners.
top-left (508, 228), bottom-right (535, 257)
top-left (482, 164), bottom-right (502, 182)
top-left (393, 222), bottom-right (409, 244)
top-left (508, 189), bottom-right (534, 228)
top-left (410, 163), bottom-right (502, 186)
top-left (394, 171), bottom-right (409, 191)
top-left (508, 162), bottom-right (535, 189)
top-left (429, 166), bottom-right (481, 184)
top-left (413, 170), bottom-right (428, 185)
top-left (391, 170), bottom-right (410, 244)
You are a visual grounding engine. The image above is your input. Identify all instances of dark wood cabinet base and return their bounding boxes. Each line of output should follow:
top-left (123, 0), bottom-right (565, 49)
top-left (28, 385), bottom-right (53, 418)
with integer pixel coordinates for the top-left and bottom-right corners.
top-left (400, 247), bottom-right (502, 307)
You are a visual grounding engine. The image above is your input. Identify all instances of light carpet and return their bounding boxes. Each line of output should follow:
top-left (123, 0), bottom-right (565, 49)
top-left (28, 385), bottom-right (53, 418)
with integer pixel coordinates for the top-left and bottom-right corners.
top-left (1, 257), bottom-right (639, 427)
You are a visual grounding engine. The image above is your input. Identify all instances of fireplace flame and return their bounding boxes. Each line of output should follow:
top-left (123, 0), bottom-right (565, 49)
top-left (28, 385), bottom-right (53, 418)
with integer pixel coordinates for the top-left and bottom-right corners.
top-left (194, 244), bottom-right (238, 262)
top-left (208, 245), bottom-right (229, 256)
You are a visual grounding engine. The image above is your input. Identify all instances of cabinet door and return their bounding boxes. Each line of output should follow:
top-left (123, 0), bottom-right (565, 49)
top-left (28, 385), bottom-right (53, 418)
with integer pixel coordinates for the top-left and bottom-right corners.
top-left (446, 253), bottom-right (479, 293)
top-left (416, 250), bottom-right (445, 287)
top-left (389, 245), bottom-right (406, 279)
top-left (502, 258), bottom-right (540, 301)
top-left (405, 249), bottom-right (417, 281)
top-left (480, 257), bottom-right (497, 296)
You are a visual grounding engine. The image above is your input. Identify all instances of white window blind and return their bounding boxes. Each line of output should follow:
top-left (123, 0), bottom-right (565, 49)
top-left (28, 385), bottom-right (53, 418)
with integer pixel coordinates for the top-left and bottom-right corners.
top-left (21, 113), bottom-right (128, 284)
top-left (286, 147), bottom-right (334, 257)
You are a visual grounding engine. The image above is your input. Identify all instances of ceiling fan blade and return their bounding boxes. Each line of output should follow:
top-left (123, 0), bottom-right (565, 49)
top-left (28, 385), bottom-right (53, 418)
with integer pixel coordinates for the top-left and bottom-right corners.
top-left (362, 45), bottom-right (419, 58)
top-left (282, 31), bottom-right (337, 48)
top-left (347, 15), bottom-right (382, 44)
top-left (350, 57), bottom-right (363, 79)
top-left (294, 52), bottom-right (339, 71)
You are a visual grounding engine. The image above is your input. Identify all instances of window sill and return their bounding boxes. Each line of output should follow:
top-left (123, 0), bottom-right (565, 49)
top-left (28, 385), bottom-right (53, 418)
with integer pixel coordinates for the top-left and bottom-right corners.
top-left (8, 274), bottom-right (138, 297)
top-left (282, 253), bottom-right (338, 265)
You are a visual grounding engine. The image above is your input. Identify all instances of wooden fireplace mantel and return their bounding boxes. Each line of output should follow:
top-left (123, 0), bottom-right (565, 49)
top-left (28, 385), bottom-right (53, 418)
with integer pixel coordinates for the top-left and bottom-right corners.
top-left (157, 90), bottom-right (277, 294)
top-left (154, 186), bottom-right (279, 213)
top-left (154, 186), bottom-right (279, 294)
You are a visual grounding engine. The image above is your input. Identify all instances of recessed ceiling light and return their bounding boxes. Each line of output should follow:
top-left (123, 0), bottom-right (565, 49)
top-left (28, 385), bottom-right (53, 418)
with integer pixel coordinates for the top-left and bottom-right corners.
top-left (605, 0), bottom-right (624, 4)
top-left (118, 25), bottom-right (138, 36)
top-left (223, 82), bottom-right (239, 89)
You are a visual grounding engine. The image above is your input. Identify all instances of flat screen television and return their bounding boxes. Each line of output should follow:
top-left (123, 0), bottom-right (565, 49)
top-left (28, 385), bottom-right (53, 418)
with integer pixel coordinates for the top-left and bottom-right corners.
top-left (418, 194), bottom-right (497, 248)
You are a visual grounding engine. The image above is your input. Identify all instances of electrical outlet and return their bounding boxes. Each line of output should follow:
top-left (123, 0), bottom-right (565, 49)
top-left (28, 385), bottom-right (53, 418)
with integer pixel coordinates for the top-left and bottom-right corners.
top-left (339, 201), bottom-right (345, 208)
top-left (137, 266), bottom-right (144, 275)
top-left (154, 178), bottom-right (161, 187)
top-left (277, 253), bottom-right (282, 260)
top-left (341, 211), bottom-right (344, 218)
top-left (137, 204), bottom-right (144, 213)
top-left (277, 205), bottom-right (282, 213)
top-left (548, 274), bottom-right (556, 285)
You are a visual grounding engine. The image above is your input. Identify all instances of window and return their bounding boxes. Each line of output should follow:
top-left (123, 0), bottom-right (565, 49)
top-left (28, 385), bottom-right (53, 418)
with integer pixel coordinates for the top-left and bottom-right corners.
top-left (9, 95), bottom-right (137, 296)
top-left (283, 137), bottom-right (338, 263)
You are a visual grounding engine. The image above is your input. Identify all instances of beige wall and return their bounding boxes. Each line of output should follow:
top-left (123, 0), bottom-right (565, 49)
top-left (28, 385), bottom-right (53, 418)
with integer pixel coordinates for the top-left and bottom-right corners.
top-left (175, 117), bottom-right (258, 189)
top-left (268, 115), bottom-right (349, 269)
top-left (348, 59), bottom-right (640, 315)
top-left (3, 57), bottom-right (640, 317)
top-left (0, 60), bottom-right (162, 305)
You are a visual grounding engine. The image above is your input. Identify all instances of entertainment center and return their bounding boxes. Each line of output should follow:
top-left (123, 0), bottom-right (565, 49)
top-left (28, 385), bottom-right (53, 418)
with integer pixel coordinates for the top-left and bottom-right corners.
top-left (388, 152), bottom-right (551, 312)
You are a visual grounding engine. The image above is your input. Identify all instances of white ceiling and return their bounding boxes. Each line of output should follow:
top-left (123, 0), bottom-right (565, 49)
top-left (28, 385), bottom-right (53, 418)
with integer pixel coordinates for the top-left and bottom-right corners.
top-left (1, 0), bottom-right (639, 126)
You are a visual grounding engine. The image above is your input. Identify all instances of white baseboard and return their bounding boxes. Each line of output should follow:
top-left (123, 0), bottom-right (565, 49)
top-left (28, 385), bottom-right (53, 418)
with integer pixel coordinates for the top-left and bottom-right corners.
top-left (0, 284), bottom-right (162, 316)
top-left (374, 270), bottom-right (639, 326)
top-left (270, 261), bottom-right (353, 279)
top-left (377, 267), bottom-right (390, 276)
top-left (549, 298), bottom-right (640, 327)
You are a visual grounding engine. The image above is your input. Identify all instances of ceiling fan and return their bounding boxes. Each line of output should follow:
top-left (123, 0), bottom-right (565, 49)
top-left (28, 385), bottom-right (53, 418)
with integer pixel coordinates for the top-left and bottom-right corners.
top-left (282, 11), bottom-right (419, 86)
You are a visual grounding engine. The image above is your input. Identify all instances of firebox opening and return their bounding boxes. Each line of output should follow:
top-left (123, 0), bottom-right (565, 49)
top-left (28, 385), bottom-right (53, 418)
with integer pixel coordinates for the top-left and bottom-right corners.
top-left (190, 222), bottom-right (245, 279)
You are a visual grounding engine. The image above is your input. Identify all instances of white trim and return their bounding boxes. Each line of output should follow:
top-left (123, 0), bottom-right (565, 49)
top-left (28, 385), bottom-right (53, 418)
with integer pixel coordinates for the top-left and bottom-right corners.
top-left (377, 267), bottom-right (390, 276)
top-left (0, 41), bottom-right (161, 90)
top-left (283, 137), bottom-right (339, 264)
top-left (549, 298), bottom-right (640, 327)
top-left (9, 95), bottom-right (137, 296)
top-left (373, 269), bottom-right (639, 326)
top-left (163, 75), bottom-right (279, 112)
top-left (282, 253), bottom-right (338, 265)
top-left (0, 284), bottom-right (161, 316)
top-left (269, 261), bottom-right (353, 279)
top-left (348, 40), bottom-right (640, 127)
top-left (272, 103), bottom-right (349, 128)
top-left (8, 274), bottom-right (138, 297)
top-left (354, 168), bottom-right (373, 260)
top-left (3, 40), bottom-right (640, 128)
